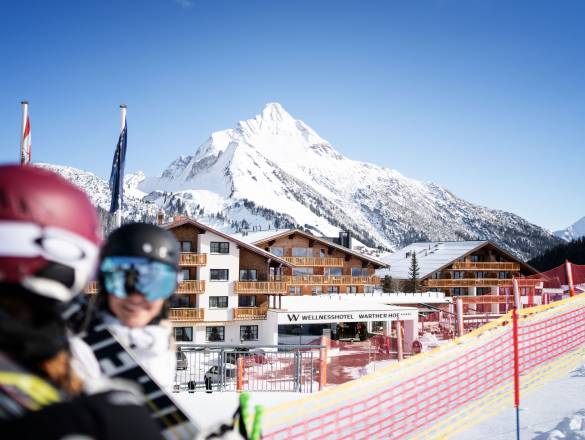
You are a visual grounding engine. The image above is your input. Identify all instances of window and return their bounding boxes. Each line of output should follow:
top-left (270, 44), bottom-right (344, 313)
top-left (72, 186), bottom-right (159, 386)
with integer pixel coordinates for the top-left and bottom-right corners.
top-left (470, 255), bottom-right (481, 262)
top-left (239, 269), bottom-right (257, 281)
top-left (210, 242), bottom-right (229, 254)
top-left (475, 272), bottom-right (485, 279)
top-left (319, 249), bottom-right (326, 258)
top-left (206, 326), bottom-right (225, 342)
top-left (477, 287), bottom-right (490, 295)
top-left (238, 296), bottom-right (256, 307)
top-left (364, 286), bottom-right (374, 293)
top-left (324, 267), bottom-right (343, 277)
top-left (289, 287), bottom-right (301, 295)
top-left (311, 286), bottom-right (323, 295)
top-left (327, 286), bottom-right (339, 294)
top-left (180, 241), bottom-right (192, 252)
top-left (174, 327), bottom-right (193, 342)
top-left (270, 247), bottom-right (284, 257)
top-left (292, 267), bottom-right (313, 276)
top-left (181, 269), bottom-right (191, 281)
top-left (292, 247), bottom-right (310, 257)
top-left (498, 272), bottom-right (509, 279)
top-left (347, 286), bottom-right (357, 293)
top-left (209, 296), bottom-right (228, 308)
top-left (240, 325), bottom-right (258, 341)
top-left (210, 269), bottom-right (229, 281)
top-left (171, 295), bottom-right (190, 308)
top-left (351, 268), bottom-right (368, 277)
top-left (170, 295), bottom-right (190, 308)
top-left (453, 271), bottom-right (464, 279)
top-left (452, 288), bottom-right (465, 296)
top-left (270, 267), bottom-right (283, 281)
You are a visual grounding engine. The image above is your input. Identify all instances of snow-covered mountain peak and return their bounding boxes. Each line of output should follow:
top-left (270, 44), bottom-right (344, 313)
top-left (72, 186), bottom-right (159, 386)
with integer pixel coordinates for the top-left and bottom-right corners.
top-left (133, 105), bottom-right (561, 260)
top-left (260, 102), bottom-right (293, 124)
top-left (555, 216), bottom-right (585, 241)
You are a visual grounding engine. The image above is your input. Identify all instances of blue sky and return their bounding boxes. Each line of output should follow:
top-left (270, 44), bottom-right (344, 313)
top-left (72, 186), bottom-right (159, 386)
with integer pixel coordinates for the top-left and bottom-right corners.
top-left (0, 0), bottom-right (583, 231)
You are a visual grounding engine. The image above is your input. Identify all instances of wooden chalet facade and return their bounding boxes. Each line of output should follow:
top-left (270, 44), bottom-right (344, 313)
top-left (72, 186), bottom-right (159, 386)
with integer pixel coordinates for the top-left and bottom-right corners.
top-left (380, 240), bottom-right (539, 297)
top-left (250, 229), bottom-right (387, 296)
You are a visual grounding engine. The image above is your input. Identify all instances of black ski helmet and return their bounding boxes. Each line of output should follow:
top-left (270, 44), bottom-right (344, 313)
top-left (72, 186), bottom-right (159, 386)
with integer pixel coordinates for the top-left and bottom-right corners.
top-left (100, 223), bottom-right (180, 269)
top-left (95, 223), bottom-right (180, 321)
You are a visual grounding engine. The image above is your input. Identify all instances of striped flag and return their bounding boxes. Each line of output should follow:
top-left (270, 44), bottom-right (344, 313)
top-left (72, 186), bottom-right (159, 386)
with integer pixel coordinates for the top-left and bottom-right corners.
top-left (20, 102), bottom-right (31, 165)
top-left (108, 118), bottom-right (127, 214)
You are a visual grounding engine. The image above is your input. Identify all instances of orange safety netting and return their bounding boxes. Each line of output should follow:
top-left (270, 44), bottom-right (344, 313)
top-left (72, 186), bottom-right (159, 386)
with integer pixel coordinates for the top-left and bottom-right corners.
top-left (261, 294), bottom-right (585, 439)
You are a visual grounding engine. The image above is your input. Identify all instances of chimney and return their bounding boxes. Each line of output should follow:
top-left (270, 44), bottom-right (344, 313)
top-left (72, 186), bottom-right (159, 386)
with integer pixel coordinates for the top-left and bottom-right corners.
top-left (156, 209), bottom-right (165, 225)
top-left (338, 231), bottom-right (352, 249)
top-left (173, 215), bottom-right (187, 223)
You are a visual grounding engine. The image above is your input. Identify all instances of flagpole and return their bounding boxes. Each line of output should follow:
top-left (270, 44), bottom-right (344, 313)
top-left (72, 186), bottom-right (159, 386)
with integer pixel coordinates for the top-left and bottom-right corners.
top-left (20, 101), bottom-right (29, 165)
top-left (115, 104), bottom-right (127, 228)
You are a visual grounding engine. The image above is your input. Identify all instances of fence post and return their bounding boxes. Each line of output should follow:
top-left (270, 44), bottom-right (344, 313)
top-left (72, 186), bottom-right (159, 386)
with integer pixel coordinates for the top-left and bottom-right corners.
top-left (513, 278), bottom-right (522, 311)
top-left (513, 307), bottom-right (520, 440)
top-left (319, 336), bottom-right (328, 390)
top-left (566, 260), bottom-right (575, 297)
top-left (456, 298), bottom-right (464, 337)
top-left (237, 356), bottom-right (244, 392)
top-left (396, 320), bottom-right (403, 361)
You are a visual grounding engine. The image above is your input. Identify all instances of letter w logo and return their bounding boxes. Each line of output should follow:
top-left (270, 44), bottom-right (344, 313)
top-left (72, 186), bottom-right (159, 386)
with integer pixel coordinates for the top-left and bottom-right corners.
top-left (287, 314), bottom-right (299, 322)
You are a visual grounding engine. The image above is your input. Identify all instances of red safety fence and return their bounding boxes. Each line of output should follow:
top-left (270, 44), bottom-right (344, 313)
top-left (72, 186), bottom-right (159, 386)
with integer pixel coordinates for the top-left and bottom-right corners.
top-left (261, 293), bottom-right (585, 439)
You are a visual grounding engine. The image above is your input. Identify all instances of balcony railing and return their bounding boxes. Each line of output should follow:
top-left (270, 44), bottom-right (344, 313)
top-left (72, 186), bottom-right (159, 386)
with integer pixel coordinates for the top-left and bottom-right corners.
top-left (233, 303), bottom-right (269, 320)
top-left (234, 281), bottom-right (288, 294)
top-left (179, 252), bottom-right (207, 266)
top-left (176, 280), bottom-right (206, 294)
top-left (86, 280), bottom-right (207, 295)
top-left (168, 308), bottom-right (204, 321)
top-left (282, 256), bottom-right (345, 267)
top-left (85, 281), bottom-right (99, 294)
top-left (451, 262), bottom-right (520, 271)
top-left (278, 275), bottom-right (380, 285)
top-left (426, 278), bottom-right (542, 288)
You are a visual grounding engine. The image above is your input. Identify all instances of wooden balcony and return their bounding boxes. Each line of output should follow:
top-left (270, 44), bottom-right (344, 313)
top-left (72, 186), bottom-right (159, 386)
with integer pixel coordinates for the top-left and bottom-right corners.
top-left (451, 262), bottom-right (520, 271)
top-left (233, 303), bottom-right (269, 320)
top-left (234, 281), bottom-right (288, 294)
top-left (426, 278), bottom-right (542, 288)
top-left (282, 256), bottom-right (345, 267)
top-left (168, 308), bottom-right (204, 321)
top-left (85, 281), bottom-right (99, 294)
top-left (176, 280), bottom-right (206, 294)
top-left (279, 275), bottom-right (380, 285)
top-left (179, 252), bottom-right (207, 267)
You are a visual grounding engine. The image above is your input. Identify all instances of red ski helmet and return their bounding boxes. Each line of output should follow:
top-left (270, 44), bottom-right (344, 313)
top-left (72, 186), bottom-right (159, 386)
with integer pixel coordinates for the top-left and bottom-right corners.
top-left (0, 164), bottom-right (102, 302)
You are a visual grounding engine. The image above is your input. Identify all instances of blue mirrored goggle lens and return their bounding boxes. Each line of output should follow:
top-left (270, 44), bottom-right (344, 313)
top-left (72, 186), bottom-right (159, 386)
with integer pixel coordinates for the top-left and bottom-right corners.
top-left (100, 256), bottom-right (177, 301)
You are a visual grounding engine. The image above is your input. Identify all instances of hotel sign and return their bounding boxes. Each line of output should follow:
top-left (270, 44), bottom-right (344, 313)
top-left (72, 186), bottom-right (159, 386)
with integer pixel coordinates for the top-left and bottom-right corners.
top-left (277, 309), bottom-right (417, 324)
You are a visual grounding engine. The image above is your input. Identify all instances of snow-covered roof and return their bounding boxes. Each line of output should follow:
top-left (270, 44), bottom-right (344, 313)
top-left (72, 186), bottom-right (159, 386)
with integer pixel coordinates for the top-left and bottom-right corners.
top-left (230, 229), bottom-right (291, 244)
top-left (377, 241), bottom-right (489, 280)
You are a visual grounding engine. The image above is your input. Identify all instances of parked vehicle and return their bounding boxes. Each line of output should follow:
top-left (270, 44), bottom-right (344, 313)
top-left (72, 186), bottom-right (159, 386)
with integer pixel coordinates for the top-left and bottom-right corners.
top-left (176, 351), bottom-right (188, 370)
top-left (204, 363), bottom-right (236, 392)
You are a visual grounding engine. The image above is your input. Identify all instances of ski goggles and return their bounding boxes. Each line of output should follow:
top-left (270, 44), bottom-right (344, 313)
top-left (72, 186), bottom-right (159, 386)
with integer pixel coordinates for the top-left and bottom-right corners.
top-left (100, 256), bottom-right (179, 301)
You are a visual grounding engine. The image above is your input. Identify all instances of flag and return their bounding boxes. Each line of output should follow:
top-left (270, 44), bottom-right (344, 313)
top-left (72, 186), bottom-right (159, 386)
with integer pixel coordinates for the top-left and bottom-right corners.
top-left (109, 119), bottom-right (127, 214)
top-left (20, 107), bottom-right (31, 165)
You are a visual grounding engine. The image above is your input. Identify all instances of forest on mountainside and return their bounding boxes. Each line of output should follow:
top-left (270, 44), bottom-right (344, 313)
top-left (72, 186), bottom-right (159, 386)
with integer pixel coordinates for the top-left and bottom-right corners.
top-left (528, 237), bottom-right (585, 271)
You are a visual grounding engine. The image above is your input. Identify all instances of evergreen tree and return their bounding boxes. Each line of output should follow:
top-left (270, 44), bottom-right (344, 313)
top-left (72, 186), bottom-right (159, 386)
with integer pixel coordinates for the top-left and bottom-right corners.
top-left (382, 275), bottom-right (393, 293)
top-left (408, 252), bottom-right (420, 292)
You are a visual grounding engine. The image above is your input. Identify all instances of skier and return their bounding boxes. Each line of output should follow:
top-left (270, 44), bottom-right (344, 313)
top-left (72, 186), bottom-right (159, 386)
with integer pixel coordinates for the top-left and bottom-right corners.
top-left (0, 164), bottom-right (163, 439)
top-left (71, 222), bottom-right (179, 389)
